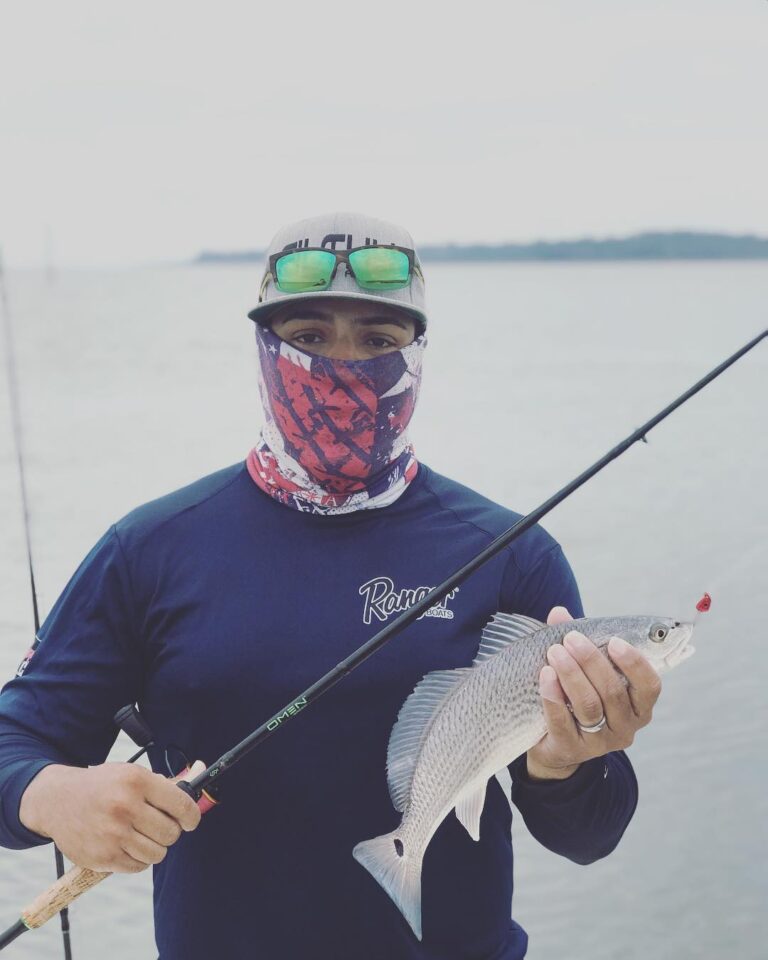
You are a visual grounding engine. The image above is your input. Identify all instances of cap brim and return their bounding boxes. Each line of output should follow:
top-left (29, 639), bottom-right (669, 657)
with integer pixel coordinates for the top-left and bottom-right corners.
top-left (247, 290), bottom-right (427, 333)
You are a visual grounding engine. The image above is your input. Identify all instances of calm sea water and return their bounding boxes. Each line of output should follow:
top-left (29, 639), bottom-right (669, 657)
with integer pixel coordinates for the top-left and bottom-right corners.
top-left (0, 262), bottom-right (766, 959)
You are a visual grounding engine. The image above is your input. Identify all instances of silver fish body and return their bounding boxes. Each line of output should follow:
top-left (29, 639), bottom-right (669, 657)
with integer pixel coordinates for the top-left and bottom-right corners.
top-left (352, 613), bottom-right (695, 940)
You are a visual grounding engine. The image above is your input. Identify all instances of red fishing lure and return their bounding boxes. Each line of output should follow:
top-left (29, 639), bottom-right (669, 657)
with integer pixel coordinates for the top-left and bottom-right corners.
top-left (696, 593), bottom-right (712, 613)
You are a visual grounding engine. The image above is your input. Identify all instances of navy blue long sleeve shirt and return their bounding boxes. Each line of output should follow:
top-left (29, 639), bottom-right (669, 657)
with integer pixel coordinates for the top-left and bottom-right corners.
top-left (0, 462), bottom-right (638, 959)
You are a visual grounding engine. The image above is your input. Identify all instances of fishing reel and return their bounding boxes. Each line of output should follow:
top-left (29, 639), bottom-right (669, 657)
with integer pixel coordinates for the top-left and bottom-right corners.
top-left (113, 704), bottom-right (220, 810)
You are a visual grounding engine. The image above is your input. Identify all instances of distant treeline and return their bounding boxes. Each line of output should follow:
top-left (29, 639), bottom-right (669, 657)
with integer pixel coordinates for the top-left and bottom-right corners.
top-left (195, 231), bottom-right (768, 265)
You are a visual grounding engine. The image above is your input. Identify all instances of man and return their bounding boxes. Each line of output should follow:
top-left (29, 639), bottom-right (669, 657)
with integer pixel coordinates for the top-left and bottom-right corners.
top-left (0, 212), bottom-right (660, 959)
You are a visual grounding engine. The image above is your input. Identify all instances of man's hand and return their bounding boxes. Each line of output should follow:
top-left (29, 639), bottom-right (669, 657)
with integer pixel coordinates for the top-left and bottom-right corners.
top-left (19, 760), bottom-right (204, 873)
top-left (525, 606), bottom-right (662, 781)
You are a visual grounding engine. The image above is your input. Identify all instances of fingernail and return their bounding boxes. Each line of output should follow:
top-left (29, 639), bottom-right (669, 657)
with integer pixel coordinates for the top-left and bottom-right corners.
top-left (547, 644), bottom-right (569, 664)
top-left (539, 665), bottom-right (561, 702)
top-left (608, 636), bottom-right (629, 655)
top-left (563, 631), bottom-right (592, 654)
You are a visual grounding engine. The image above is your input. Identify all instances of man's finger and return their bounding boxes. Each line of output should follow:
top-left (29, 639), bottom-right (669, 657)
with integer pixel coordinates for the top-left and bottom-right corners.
top-left (111, 850), bottom-right (151, 874)
top-left (546, 642), bottom-right (606, 728)
top-left (538, 666), bottom-right (581, 740)
top-left (122, 829), bottom-right (169, 867)
top-left (539, 664), bottom-right (567, 705)
top-left (547, 606), bottom-right (573, 626)
top-left (145, 767), bottom-right (203, 832)
top-left (133, 804), bottom-right (182, 848)
top-left (562, 631), bottom-right (633, 730)
top-left (607, 637), bottom-right (663, 720)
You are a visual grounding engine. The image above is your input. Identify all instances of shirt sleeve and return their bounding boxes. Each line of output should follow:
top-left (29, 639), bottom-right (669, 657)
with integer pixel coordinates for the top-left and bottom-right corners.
top-left (500, 542), bottom-right (639, 865)
top-left (0, 525), bottom-right (143, 850)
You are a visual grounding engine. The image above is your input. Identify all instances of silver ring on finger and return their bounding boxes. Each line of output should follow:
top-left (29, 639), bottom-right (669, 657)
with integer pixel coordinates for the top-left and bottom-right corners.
top-left (576, 714), bottom-right (607, 734)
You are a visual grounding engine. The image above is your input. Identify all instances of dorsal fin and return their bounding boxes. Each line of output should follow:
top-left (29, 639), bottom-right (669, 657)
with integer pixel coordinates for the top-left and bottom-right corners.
top-left (386, 667), bottom-right (471, 812)
top-left (472, 613), bottom-right (545, 666)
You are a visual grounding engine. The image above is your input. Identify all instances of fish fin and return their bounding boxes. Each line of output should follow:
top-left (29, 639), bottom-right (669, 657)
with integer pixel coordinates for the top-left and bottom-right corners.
top-left (352, 831), bottom-right (424, 940)
top-left (454, 779), bottom-right (488, 841)
top-left (473, 613), bottom-right (545, 666)
top-left (387, 667), bottom-right (471, 813)
top-left (495, 766), bottom-right (513, 806)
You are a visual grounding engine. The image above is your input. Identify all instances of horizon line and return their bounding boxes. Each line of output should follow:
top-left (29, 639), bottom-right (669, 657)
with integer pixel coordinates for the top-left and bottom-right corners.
top-left (194, 229), bottom-right (768, 265)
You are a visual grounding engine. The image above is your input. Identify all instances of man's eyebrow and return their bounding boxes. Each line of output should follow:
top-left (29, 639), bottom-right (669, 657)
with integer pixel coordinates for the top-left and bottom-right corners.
top-left (275, 311), bottom-right (410, 330)
top-left (274, 309), bottom-right (332, 324)
top-left (354, 316), bottom-right (410, 330)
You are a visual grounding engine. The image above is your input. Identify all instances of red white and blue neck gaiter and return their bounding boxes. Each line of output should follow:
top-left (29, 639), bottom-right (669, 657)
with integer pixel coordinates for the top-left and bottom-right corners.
top-left (247, 324), bottom-right (425, 515)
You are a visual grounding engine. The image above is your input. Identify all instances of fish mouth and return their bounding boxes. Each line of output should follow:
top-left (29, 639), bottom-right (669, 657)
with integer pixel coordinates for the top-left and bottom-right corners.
top-left (663, 622), bottom-right (696, 669)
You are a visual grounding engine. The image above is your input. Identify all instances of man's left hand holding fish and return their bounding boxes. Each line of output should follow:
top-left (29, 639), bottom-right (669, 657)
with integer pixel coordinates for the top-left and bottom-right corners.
top-left (527, 605), bottom-right (663, 781)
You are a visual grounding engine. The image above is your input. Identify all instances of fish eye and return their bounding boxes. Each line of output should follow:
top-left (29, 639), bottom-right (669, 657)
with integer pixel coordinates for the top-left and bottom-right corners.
top-left (649, 623), bottom-right (668, 643)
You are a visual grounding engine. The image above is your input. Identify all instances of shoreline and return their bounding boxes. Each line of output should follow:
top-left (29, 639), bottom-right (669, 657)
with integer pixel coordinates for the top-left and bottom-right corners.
top-left (194, 231), bottom-right (768, 265)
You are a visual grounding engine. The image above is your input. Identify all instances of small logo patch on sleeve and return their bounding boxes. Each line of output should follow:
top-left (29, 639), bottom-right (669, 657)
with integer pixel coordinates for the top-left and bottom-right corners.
top-left (15, 637), bottom-right (40, 678)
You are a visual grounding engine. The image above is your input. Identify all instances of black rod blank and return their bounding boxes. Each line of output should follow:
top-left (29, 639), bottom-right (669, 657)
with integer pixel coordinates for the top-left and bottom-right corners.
top-left (182, 328), bottom-right (767, 801)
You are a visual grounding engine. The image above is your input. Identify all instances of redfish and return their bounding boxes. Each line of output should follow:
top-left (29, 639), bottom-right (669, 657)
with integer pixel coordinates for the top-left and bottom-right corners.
top-left (353, 613), bottom-right (695, 939)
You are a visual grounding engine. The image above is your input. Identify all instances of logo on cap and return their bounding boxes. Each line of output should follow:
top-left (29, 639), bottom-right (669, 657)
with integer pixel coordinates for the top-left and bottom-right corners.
top-left (283, 233), bottom-right (385, 253)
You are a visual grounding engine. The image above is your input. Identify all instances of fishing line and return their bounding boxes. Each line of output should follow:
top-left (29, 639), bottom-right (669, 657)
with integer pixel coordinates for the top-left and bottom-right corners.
top-left (0, 326), bottom-right (765, 951)
top-left (702, 541), bottom-right (767, 596)
top-left (0, 252), bottom-right (73, 960)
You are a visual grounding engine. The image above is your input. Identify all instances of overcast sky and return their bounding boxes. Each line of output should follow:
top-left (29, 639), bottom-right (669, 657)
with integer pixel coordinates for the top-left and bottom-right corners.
top-left (1, 0), bottom-right (766, 267)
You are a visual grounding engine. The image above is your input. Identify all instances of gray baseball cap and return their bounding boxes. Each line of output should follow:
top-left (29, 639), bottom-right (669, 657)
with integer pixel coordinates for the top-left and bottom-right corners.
top-left (247, 211), bottom-right (427, 331)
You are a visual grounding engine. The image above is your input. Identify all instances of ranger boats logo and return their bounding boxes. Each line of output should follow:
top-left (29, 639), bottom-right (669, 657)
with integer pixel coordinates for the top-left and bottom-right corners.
top-left (359, 576), bottom-right (459, 626)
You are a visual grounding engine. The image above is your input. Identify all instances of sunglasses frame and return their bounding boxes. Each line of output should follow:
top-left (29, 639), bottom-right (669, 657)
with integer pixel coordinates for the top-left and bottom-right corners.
top-left (259, 244), bottom-right (422, 301)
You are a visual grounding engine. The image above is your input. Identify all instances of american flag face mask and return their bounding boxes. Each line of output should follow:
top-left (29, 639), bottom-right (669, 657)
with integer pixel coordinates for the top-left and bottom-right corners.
top-left (247, 324), bottom-right (425, 515)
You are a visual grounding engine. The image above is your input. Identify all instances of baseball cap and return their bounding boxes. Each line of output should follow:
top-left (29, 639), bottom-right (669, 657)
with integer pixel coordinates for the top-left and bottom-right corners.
top-left (247, 211), bottom-right (427, 332)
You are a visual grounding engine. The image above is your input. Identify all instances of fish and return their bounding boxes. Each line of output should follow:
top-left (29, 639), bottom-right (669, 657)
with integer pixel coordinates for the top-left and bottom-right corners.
top-left (352, 612), bottom-right (695, 940)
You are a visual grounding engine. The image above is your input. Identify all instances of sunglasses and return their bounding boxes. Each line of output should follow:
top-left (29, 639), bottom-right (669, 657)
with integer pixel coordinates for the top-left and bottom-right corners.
top-left (260, 245), bottom-right (421, 298)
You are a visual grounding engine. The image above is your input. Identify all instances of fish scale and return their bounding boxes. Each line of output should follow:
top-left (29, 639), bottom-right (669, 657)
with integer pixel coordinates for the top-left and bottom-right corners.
top-left (353, 612), bottom-right (695, 940)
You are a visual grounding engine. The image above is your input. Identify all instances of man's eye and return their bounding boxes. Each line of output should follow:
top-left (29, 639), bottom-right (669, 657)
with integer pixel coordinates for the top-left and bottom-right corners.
top-left (293, 332), bottom-right (325, 344)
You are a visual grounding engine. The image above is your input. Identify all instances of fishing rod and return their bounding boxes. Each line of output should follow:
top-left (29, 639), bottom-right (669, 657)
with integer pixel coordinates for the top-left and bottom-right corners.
top-left (0, 252), bottom-right (73, 959)
top-left (0, 327), bottom-right (765, 950)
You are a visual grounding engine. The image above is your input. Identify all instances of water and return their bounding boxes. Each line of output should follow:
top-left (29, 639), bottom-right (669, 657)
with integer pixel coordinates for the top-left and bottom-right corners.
top-left (0, 262), bottom-right (766, 959)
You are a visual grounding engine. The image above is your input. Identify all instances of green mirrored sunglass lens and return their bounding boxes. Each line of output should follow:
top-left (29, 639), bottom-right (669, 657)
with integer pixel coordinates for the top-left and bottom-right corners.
top-left (348, 248), bottom-right (411, 289)
top-left (275, 250), bottom-right (336, 292)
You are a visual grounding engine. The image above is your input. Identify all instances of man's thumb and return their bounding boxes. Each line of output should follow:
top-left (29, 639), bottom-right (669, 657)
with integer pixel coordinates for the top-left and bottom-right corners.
top-left (171, 759), bottom-right (206, 784)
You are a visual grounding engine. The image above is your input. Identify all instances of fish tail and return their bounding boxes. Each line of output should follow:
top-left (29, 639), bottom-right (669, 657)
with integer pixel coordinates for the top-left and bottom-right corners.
top-left (352, 830), bottom-right (423, 940)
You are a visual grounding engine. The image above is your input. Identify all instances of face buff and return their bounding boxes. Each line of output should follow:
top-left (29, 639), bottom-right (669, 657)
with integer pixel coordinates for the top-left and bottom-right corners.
top-left (247, 324), bottom-right (425, 515)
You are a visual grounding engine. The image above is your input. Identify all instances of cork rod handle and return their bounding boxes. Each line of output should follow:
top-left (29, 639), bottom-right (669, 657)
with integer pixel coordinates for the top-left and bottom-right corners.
top-left (21, 864), bottom-right (110, 929)
top-left (17, 767), bottom-right (215, 932)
